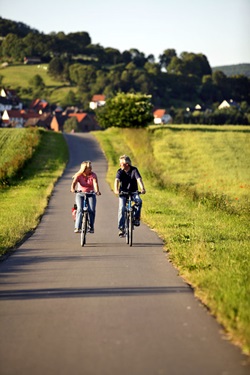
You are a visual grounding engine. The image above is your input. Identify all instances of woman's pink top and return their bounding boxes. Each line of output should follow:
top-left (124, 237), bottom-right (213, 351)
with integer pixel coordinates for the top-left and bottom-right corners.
top-left (76, 172), bottom-right (97, 192)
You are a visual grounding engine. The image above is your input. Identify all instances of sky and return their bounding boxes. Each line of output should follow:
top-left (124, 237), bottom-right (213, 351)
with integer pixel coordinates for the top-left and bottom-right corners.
top-left (1, 0), bottom-right (250, 67)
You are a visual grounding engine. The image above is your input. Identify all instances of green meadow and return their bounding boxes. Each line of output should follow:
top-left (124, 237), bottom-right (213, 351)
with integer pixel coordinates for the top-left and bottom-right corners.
top-left (93, 125), bottom-right (250, 355)
top-left (0, 128), bottom-right (68, 252)
top-left (0, 63), bottom-right (74, 103)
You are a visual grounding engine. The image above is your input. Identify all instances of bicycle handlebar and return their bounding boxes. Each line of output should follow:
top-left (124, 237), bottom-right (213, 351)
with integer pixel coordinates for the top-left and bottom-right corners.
top-left (74, 190), bottom-right (96, 195)
top-left (119, 191), bottom-right (142, 196)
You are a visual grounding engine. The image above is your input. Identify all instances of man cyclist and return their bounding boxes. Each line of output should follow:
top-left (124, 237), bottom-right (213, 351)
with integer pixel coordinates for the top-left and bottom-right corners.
top-left (114, 155), bottom-right (146, 237)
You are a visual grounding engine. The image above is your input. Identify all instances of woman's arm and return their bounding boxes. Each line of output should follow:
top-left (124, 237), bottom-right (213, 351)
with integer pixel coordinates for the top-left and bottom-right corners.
top-left (114, 178), bottom-right (120, 195)
top-left (71, 176), bottom-right (78, 192)
top-left (93, 178), bottom-right (101, 195)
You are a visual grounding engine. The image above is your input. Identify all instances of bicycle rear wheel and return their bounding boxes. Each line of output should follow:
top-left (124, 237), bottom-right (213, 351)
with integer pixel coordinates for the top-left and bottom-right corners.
top-left (129, 211), bottom-right (133, 246)
top-left (81, 212), bottom-right (88, 247)
top-left (125, 212), bottom-right (129, 244)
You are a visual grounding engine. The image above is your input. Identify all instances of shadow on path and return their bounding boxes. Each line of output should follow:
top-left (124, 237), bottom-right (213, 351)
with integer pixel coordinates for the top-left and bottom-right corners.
top-left (0, 285), bottom-right (192, 300)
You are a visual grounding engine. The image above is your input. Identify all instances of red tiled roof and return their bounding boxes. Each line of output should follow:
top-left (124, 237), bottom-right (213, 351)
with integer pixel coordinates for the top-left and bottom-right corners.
top-left (30, 98), bottom-right (41, 109)
top-left (68, 113), bottom-right (88, 122)
top-left (153, 109), bottom-right (166, 118)
top-left (91, 95), bottom-right (106, 102)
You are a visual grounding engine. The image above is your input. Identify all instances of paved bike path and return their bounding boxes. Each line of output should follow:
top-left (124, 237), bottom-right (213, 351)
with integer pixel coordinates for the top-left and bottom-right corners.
top-left (0, 133), bottom-right (249, 375)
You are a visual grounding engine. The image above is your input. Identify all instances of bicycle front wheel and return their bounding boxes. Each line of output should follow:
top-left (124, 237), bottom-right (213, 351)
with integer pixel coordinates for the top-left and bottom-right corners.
top-left (81, 212), bottom-right (88, 247)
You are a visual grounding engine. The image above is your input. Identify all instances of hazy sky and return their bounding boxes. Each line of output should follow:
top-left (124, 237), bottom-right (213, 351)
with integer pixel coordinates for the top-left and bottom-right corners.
top-left (1, 0), bottom-right (249, 67)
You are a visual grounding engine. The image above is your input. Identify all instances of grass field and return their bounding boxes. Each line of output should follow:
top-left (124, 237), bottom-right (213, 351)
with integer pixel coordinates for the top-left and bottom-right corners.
top-left (0, 63), bottom-right (74, 103)
top-left (0, 128), bottom-right (68, 253)
top-left (93, 125), bottom-right (250, 355)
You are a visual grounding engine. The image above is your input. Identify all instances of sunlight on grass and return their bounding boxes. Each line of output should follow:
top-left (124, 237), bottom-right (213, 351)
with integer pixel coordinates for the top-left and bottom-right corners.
top-left (93, 125), bottom-right (250, 355)
top-left (0, 129), bottom-right (68, 254)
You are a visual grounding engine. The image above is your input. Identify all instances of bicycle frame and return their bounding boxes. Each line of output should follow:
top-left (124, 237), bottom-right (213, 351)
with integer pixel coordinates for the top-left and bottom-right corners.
top-left (75, 191), bottom-right (95, 247)
top-left (120, 191), bottom-right (140, 247)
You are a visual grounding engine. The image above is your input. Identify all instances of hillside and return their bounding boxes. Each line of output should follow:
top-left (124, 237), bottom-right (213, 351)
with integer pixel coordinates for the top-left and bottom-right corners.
top-left (212, 63), bottom-right (250, 78)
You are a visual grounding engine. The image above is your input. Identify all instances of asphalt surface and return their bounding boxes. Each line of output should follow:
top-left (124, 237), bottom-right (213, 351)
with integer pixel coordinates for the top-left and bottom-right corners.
top-left (0, 133), bottom-right (249, 375)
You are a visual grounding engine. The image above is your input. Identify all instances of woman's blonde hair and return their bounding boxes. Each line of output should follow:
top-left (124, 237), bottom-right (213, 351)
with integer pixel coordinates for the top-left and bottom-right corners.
top-left (72, 161), bottom-right (92, 179)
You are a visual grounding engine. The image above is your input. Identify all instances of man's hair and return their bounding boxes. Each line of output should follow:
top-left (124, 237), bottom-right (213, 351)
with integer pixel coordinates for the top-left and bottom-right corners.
top-left (119, 155), bottom-right (131, 165)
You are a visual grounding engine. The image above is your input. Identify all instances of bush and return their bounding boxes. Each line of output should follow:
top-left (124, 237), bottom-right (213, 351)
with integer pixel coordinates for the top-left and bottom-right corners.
top-left (95, 92), bottom-right (153, 128)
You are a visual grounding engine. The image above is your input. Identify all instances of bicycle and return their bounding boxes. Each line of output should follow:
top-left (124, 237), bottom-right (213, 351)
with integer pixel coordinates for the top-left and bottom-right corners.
top-left (74, 191), bottom-right (96, 247)
top-left (119, 191), bottom-right (141, 247)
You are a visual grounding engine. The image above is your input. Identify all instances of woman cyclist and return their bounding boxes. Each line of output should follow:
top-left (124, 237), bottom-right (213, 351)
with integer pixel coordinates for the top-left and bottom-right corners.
top-left (71, 161), bottom-right (101, 233)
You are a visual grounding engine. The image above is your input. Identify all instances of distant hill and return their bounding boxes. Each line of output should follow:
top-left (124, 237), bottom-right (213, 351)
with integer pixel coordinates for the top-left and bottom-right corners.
top-left (212, 63), bottom-right (250, 78)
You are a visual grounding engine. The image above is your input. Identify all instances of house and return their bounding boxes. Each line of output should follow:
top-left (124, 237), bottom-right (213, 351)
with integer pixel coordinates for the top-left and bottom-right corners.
top-left (0, 97), bottom-right (13, 113)
top-left (1, 109), bottom-right (25, 127)
top-left (153, 109), bottom-right (172, 125)
top-left (24, 113), bottom-right (52, 129)
top-left (1, 109), bottom-right (46, 128)
top-left (89, 95), bottom-right (106, 110)
top-left (62, 106), bottom-right (80, 115)
top-left (50, 112), bottom-right (100, 132)
top-left (0, 88), bottom-right (23, 110)
top-left (24, 57), bottom-right (42, 65)
top-left (50, 114), bottom-right (68, 132)
top-left (218, 99), bottom-right (239, 110)
top-left (29, 99), bottom-right (50, 114)
top-left (68, 113), bottom-right (100, 132)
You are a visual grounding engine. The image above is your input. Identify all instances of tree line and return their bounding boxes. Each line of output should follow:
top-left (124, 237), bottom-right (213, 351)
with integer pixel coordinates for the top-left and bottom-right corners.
top-left (0, 17), bottom-right (250, 125)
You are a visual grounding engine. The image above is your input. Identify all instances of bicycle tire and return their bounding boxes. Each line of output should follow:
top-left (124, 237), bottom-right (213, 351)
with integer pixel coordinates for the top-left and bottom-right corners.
top-left (129, 211), bottom-right (133, 246)
top-left (125, 212), bottom-right (129, 244)
top-left (81, 212), bottom-right (88, 247)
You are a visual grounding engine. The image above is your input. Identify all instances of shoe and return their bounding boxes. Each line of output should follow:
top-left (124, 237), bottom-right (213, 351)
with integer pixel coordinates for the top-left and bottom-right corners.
top-left (74, 228), bottom-right (81, 233)
top-left (134, 220), bottom-right (140, 227)
top-left (88, 227), bottom-right (94, 233)
top-left (119, 229), bottom-right (125, 237)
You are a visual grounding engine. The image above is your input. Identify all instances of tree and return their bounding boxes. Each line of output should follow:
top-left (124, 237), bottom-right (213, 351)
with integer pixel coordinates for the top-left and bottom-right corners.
top-left (104, 47), bottom-right (122, 65)
top-left (1, 33), bottom-right (25, 61)
top-left (69, 64), bottom-right (97, 93)
top-left (96, 92), bottom-right (153, 129)
top-left (159, 49), bottom-right (177, 70)
top-left (63, 117), bottom-right (79, 133)
top-left (28, 74), bottom-right (45, 97)
top-left (29, 74), bottom-right (45, 89)
top-left (61, 90), bottom-right (79, 107)
top-left (48, 57), bottom-right (65, 79)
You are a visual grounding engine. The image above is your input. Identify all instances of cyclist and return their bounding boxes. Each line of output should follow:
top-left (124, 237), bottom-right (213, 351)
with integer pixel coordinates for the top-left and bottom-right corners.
top-left (71, 161), bottom-right (101, 233)
top-left (114, 155), bottom-right (146, 237)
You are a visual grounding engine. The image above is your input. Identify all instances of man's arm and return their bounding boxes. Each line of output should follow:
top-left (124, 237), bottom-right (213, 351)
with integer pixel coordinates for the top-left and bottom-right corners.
top-left (137, 178), bottom-right (146, 194)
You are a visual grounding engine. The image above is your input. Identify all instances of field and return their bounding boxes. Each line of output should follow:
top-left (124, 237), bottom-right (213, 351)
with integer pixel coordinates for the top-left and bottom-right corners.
top-left (93, 125), bottom-right (250, 354)
top-left (0, 128), bottom-right (41, 183)
top-left (0, 128), bottom-right (68, 253)
top-left (0, 63), bottom-right (74, 103)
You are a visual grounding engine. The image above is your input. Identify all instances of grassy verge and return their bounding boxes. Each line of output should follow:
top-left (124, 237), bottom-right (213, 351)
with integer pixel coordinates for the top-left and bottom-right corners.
top-left (93, 125), bottom-right (250, 355)
top-left (0, 128), bottom-right (68, 255)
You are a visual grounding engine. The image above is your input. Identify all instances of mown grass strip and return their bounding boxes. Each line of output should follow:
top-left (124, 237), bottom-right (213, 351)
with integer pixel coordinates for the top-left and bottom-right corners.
top-left (0, 128), bottom-right (41, 184)
top-left (0, 129), bottom-right (68, 255)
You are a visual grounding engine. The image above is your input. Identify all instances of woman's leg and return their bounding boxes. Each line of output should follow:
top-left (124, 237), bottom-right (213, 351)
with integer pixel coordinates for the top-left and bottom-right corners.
top-left (87, 194), bottom-right (96, 230)
top-left (75, 193), bottom-right (83, 230)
